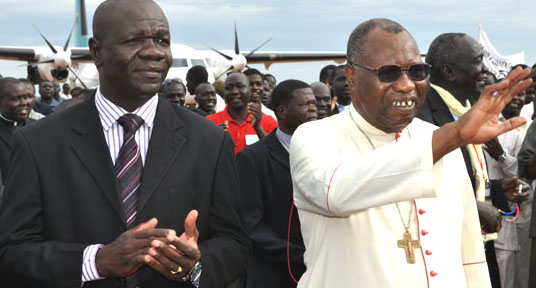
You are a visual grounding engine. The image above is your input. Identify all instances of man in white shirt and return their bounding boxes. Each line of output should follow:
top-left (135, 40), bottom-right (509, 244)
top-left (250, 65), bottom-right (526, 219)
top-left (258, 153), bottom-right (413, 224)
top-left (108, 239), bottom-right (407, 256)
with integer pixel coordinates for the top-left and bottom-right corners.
top-left (290, 18), bottom-right (532, 287)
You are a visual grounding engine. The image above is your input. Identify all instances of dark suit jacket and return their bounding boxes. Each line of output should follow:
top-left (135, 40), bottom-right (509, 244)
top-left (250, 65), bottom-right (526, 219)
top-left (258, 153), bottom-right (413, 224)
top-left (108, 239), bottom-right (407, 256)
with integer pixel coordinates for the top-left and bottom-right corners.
top-left (417, 86), bottom-right (508, 210)
top-left (0, 96), bottom-right (250, 288)
top-left (0, 118), bottom-right (34, 184)
top-left (518, 120), bottom-right (536, 236)
top-left (236, 131), bottom-right (305, 288)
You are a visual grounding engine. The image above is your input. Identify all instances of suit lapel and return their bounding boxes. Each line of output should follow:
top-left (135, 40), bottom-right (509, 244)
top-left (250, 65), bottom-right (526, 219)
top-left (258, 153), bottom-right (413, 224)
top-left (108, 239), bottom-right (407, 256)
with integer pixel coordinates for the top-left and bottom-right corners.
top-left (265, 132), bottom-right (289, 170)
top-left (427, 88), bottom-right (456, 126)
top-left (69, 97), bottom-right (125, 224)
top-left (137, 101), bottom-right (185, 212)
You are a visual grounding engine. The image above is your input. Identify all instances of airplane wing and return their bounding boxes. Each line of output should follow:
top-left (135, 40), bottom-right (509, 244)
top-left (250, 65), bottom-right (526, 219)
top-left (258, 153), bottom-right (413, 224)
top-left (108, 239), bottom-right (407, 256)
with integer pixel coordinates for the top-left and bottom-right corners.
top-left (244, 51), bottom-right (346, 64)
top-left (0, 46), bottom-right (91, 62)
top-left (0, 47), bottom-right (38, 61)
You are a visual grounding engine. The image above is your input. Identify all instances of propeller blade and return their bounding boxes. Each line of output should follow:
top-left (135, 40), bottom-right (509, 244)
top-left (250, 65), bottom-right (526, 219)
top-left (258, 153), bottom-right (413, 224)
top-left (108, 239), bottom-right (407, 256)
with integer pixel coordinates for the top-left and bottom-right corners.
top-left (67, 66), bottom-right (88, 89)
top-left (234, 21), bottom-right (240, 55)
top-left (202, 44), bottom-right (233, 61)
top-left (216, 66), bottom-right (234, 80)
top-left (245, 37), bottom-right (273, 59)
top-left (64, 14), bottom-right (80, 51)
top-left (36, 59), bottom-right (55, 65)
top-left (32, 24), bottom-right (57, 54)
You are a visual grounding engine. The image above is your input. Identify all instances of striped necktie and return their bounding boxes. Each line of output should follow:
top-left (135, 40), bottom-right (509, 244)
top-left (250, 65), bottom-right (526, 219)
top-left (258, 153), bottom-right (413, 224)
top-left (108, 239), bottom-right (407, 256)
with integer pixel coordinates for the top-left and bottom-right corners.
top-left (115, 114), bottom-right (144, 228)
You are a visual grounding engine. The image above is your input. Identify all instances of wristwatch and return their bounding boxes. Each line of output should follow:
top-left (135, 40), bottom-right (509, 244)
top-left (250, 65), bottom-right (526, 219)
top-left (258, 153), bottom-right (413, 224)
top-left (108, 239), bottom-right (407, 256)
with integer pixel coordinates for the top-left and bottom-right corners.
top-left (497, 152), bottom-right (506, 162)
top-left (181, 261), bottom-right (202, 287)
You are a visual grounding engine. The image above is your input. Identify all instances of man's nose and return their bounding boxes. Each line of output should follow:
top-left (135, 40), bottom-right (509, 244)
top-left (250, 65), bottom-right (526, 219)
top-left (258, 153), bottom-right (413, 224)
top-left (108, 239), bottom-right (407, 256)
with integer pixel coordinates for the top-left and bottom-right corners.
top-left (139, 39), bottom-right (166, 60)
top-left (20, 97), bottom-right (29, 106)
top-left (392, 72), bottom-right (415, 93)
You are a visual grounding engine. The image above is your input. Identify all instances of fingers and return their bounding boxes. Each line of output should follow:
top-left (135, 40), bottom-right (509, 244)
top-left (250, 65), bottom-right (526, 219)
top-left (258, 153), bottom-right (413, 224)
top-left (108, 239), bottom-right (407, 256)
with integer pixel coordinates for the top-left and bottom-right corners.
top-left (132, 226), bottom-right (176, 241)
top-left (183, 210), bottom-right (199, 241)
top-left (502, 177), bottom-right (517, 188)
top-left (146, 239), bottom-right (199, 280)
top-left (133, 217), bottom-right (158, 231)
top-left (144, 254), bottom-right (183, 280)
top-left (499, 117), bottom-right (527, 135)
top-left (480, 67), bottom-right (532, 106)
top-left (171, 236), bottom-right (201, 260)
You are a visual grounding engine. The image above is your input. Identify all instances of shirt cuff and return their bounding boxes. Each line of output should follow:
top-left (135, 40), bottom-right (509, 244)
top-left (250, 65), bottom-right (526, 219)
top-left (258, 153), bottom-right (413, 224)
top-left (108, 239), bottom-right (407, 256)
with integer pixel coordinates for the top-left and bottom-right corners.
top-left (82, 244), bottom-right (105, 283)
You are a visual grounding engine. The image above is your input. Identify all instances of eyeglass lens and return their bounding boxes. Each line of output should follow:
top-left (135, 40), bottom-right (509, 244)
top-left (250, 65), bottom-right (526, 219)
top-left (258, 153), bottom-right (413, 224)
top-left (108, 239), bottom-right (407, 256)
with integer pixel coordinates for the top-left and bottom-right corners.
top-left (377, 64), bottom-right (430, 83)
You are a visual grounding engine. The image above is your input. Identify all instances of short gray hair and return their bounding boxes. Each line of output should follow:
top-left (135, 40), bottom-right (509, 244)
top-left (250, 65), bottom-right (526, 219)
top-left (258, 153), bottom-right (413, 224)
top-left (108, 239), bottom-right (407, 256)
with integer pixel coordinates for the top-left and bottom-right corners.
top-left (347, 18), bottom-right (407, 64)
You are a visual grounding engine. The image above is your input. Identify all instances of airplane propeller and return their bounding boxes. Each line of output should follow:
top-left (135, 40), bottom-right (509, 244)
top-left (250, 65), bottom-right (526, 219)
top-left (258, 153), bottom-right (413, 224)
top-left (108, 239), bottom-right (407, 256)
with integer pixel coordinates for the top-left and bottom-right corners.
top-left (29, 15), bottom-right (87, 87)
top-left (205, 22), bottom-right (273, 80)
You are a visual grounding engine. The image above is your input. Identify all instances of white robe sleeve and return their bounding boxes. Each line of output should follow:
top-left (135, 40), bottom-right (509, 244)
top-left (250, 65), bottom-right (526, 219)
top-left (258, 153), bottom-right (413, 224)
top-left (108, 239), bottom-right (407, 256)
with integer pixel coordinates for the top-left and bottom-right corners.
top-left (290, 119), bottom-right (439, 217)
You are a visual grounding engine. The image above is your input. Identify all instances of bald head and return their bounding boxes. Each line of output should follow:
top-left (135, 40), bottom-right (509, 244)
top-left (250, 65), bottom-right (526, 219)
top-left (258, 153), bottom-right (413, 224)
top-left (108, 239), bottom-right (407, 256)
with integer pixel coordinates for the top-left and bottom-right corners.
top-left (311, 82), bottom-right (331, 119)
top-left (93, 0), bottom-right (168, 40)
top-left (89, 0), bottom-right (172, 112)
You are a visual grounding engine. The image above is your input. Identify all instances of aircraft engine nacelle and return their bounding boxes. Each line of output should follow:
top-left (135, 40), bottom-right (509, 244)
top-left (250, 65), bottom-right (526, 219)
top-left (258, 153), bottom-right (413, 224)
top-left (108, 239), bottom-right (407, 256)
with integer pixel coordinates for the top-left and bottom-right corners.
top-left (231, 54), bottom-right (247, 72)
top-left (32, 62), bottom-right (68, 84)
top-left (28, 47), bottom-right (72, 84)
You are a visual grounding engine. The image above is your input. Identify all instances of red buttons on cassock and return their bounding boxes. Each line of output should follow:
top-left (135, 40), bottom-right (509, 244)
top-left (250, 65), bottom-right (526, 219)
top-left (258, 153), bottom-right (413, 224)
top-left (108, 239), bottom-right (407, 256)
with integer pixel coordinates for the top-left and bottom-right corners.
top-left (418, 209), bottom-right (425, 215)
top-left (425, 250), bottom-right (432, 255)
top-left (430, 271), bottom-right (437, 277)
top-left (421, 230), bottom-right (428, 236)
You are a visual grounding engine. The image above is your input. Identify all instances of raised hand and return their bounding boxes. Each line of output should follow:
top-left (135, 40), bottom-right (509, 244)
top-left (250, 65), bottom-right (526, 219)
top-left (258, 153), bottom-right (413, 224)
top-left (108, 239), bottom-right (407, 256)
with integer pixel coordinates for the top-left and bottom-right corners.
top-left (433, 67), bottom-right (532, 163)
top-left (456, 67), bottom-right (532, 145)
top-left (248, 102), bottom-right (263, 128)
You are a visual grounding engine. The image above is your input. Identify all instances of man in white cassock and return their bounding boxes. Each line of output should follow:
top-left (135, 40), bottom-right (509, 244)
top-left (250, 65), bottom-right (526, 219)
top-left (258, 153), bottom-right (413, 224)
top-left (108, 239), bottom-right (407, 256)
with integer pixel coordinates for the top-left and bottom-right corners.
top-left (290, 18), bottom-right (533, 288)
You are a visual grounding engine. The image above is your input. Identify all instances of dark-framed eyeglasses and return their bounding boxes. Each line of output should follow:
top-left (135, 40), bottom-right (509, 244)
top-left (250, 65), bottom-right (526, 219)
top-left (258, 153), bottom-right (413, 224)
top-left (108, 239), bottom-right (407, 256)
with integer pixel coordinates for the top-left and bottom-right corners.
top-left (349, 62), bottom-right (431, 83)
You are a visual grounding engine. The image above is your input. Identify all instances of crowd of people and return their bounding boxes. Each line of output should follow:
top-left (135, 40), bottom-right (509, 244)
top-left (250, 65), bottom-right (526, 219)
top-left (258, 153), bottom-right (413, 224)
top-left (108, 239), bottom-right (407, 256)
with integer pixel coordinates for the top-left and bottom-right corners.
top-left (0, 0), bottom-right (536, 288)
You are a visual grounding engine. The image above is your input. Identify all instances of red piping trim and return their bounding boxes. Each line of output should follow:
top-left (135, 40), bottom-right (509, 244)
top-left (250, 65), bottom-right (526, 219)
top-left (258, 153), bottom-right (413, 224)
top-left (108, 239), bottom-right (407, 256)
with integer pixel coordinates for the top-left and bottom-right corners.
top-left (326, 163), bottom-right (343, 214)
top-left (463, 260), bottom-right (487, 266)
top-left (287, 201), bottom-right (299, 284)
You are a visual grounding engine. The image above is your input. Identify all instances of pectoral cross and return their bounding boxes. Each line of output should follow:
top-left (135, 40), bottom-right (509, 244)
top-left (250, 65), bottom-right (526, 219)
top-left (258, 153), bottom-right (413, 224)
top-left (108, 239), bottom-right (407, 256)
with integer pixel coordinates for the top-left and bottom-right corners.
top-left (397, 231), bottom-right (421, 264)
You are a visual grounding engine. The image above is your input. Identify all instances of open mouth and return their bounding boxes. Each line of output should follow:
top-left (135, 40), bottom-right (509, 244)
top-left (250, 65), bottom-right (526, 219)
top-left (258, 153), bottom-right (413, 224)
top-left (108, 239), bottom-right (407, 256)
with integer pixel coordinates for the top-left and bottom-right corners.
top-left (391, 100), bottom-right (416, 110)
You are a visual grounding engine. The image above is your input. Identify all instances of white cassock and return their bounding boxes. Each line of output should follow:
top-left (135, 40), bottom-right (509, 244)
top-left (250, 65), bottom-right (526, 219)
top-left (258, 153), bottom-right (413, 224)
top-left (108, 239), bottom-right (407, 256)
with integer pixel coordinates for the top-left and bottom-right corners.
top-left (290, 106), bottom-right (491, 288)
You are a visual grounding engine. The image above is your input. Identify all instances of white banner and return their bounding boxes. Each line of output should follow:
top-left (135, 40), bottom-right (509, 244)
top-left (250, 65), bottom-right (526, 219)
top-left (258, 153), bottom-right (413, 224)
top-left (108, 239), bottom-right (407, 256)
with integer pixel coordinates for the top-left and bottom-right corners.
top-left (478, 25), bottom-right (525, 79)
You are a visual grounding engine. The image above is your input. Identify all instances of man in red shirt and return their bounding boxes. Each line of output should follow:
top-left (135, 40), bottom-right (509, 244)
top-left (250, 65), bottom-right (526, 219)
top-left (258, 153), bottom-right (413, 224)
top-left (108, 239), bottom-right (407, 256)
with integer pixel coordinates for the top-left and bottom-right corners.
top-left (207, 72), bottom-right (277, 154)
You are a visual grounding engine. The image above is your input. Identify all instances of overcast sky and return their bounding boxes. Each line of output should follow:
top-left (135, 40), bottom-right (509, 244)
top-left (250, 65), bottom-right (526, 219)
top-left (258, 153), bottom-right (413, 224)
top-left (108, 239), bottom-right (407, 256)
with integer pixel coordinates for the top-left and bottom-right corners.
top-left (0, 0), bottom-right (534, 84)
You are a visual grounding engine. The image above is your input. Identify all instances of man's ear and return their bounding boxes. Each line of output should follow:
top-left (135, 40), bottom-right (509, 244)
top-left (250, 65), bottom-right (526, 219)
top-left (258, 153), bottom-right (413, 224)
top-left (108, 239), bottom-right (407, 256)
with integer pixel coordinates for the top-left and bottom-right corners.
top-left (88, 37), bottom-right (103, 67)
top-left (441, 64), bottom-right (455, 82)
top-left (345, 64), bottom-right (356, 88)
top-left (276, 105), bottom-right (287, 120)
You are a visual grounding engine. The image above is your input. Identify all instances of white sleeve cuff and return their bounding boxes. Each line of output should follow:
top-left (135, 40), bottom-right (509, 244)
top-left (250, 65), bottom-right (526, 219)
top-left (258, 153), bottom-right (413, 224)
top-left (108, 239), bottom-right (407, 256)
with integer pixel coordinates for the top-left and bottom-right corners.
top-left (82, 244), bottom-right (105, 283)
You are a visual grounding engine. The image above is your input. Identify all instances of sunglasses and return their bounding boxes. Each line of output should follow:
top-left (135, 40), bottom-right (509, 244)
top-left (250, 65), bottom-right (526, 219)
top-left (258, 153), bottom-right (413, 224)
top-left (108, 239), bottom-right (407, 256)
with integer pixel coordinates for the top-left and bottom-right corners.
top-left (350, 62), bottom-right (431, 83)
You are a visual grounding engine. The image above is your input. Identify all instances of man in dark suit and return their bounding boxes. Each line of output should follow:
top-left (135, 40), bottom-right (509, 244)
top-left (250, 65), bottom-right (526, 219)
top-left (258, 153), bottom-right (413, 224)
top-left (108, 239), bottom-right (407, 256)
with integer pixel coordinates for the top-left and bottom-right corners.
top-left (0, 1), bottom-right (249, 287)
top-left (417, 32), bottom-right (529, 288)
top-left (237, 80), bottom-right (317, 287)
top-left (0, 77), bottom-right (33, 186)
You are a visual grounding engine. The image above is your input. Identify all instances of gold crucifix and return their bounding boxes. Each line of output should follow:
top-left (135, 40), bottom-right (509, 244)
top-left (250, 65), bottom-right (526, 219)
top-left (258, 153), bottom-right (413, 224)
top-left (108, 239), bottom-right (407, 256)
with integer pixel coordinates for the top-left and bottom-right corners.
top-left (397, 231), bottom-right (421, 264)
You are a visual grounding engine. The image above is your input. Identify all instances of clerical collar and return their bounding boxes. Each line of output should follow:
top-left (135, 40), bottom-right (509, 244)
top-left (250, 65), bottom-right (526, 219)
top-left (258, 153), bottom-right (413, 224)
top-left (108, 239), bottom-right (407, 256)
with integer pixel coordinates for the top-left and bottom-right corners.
top-left (337, 102), bottom-right (352, 113)
top-left (275, 128), bottom-right (292, 153)
top-left (0, 113), bottom-right (23, 127)
top-left (349, 105), bottom-right (404, 139)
